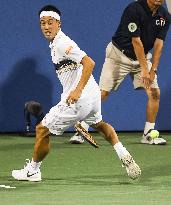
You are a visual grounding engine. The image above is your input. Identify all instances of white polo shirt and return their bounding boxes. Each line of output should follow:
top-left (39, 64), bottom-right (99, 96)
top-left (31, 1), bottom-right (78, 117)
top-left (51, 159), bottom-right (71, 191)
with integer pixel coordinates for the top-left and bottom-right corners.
top-left (49, 30), bottom-right (100, 101)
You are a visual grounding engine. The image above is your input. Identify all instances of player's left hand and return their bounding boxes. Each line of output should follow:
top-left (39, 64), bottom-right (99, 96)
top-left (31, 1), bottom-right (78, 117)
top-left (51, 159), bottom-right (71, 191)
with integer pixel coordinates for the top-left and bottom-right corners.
top-left (66, 88), bottom-right (82, 105)
top-left (149, 69), bottom-right (156, 85)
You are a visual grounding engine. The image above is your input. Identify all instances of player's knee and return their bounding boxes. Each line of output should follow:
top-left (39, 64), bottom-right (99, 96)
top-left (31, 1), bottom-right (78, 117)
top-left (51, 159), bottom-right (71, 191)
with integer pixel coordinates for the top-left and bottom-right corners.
top-left (36, 123), bottom-right (50, 140)
top-left (91, 120), bottom-right (103, 130)
top-left (149, 88), bottom-right (160, 101)
top-left (92, 121), bottom-right (113, 137)
top-left (101, 90), bottom-right (109, 101)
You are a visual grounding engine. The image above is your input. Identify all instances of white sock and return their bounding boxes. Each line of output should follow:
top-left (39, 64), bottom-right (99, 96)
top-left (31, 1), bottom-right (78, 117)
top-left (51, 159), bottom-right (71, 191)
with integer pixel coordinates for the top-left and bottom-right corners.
top-left (144, 122), bottom-right (155, 135)
top-left (80, 121), bottom-right (89, 131)
top-left (113, 142), bottom-right (130, 160)
top-left (30, 159), bottom-right (42, 171)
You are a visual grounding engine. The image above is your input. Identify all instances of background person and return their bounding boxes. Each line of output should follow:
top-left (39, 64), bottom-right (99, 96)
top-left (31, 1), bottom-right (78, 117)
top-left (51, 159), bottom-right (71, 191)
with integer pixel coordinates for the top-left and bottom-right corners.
top-left (70, 0), bottom-right (170, 145)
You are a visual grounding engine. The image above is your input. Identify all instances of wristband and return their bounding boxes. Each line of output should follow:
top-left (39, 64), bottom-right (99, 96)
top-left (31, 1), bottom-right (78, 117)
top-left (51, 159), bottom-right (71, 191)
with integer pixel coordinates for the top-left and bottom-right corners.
top-left (152, 68), bottom-right (157, 74)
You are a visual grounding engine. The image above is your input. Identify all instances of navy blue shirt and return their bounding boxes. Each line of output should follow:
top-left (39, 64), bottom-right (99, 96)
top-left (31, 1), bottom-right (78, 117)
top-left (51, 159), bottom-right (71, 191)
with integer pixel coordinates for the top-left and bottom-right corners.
top-left (112, 0), bottom-right (170, 60)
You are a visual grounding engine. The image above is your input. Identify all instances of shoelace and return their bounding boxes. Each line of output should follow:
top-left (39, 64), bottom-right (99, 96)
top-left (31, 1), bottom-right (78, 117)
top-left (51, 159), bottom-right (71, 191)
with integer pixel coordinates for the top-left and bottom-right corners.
top-left (23, 159), bottom-right (31, 169)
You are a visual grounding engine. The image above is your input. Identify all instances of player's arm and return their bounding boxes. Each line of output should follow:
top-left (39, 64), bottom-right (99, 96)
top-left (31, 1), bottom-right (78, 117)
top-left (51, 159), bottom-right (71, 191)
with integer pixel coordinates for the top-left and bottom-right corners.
top-left (66, 55), bottom-right (95, 104)
top-left (76, 55), bottom-right (95, 92)
top-left (132, 37), bottom-right (150, 88)
top-left (150, 12), bottom-right (170, 81)
top-left (151, 38), bottom-right (163, 71)
top-left (149, 38), bottom-right (164, 82)
top-left (124, 4), bottom-right (151, 88)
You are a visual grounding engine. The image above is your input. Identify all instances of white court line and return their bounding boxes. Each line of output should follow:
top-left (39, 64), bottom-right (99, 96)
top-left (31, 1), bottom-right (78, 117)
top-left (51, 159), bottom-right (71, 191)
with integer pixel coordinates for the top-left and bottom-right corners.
top-left (0, 184), bottom-right (16, 189)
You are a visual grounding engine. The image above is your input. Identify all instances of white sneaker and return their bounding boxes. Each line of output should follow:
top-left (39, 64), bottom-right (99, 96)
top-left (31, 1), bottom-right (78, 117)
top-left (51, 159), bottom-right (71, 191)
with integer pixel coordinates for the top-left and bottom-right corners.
top-left (121, 155), bottom-right (141, 180)
top-left (69, 133), bottom-right (84, 144)
top-left (12, 159), bottom-right (41, 182)
top-left (141, 129), bottom-right (166, 145)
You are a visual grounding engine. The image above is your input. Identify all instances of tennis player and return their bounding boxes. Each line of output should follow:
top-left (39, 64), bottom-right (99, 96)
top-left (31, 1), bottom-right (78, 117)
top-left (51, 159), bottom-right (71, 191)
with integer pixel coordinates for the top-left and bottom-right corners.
top-left (12, 5), bottom-right (141, 181)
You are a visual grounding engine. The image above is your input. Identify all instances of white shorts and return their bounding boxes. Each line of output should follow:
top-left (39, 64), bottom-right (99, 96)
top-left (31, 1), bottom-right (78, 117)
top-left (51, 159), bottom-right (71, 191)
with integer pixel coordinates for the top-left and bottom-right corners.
top-left (42, 98), bottom-right (102, 135)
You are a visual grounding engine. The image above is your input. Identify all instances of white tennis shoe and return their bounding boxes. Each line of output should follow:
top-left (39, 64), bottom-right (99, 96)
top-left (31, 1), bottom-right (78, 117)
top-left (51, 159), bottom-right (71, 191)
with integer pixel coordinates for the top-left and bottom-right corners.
top-left (121, 155), bottom-right (141, 180)
top-left (12, 159), bottom-right (41, 182)
top-left (141, 129), bottom-right (166, 145)
top-left (69, 133), bottom-right (84, 144)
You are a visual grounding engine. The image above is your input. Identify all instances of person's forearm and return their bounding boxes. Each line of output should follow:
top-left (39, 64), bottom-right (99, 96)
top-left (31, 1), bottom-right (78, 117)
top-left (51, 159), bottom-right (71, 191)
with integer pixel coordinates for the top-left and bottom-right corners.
top-left (151, 38), bottom-right (163, 70)
top-left (132, 37), bottom-right (148, 70)
top-left (76, 56), bottom-right (95, 91)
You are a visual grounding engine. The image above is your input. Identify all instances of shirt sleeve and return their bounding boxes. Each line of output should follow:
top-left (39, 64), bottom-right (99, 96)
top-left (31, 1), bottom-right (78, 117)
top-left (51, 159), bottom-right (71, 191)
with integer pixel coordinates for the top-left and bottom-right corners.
top-left (66, 41), bottom-right (87, 63)
top-left (122, 4), bottom-right (141, 37)
top-left (156, 20), bottom-right (170, 41)
top-left (62, 39), bottom-right (87, 63)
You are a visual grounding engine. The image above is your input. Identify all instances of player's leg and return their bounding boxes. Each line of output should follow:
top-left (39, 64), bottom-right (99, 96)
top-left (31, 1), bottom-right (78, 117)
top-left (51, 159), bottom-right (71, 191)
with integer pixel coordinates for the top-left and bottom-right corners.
top-left (145, 88), bottom-right (160, 126)
top-left (91, 121), bottom-right (141, 180)
top-left (92, 121), bottom-right (119, 145)
top-left (77, 95), bottom-right (141, 179)
top-left (132, 59), bottom-right (166, 145)
top-left (12, 122), bottom-right (50, 182)
top-left (32, 123), bottom-right (50, 162)
top-left (12, 101), bottom-right (80, 181)
top-left (75, 120), bottom-right (141, 179)
top-left (142, 87), bottom-right (166, 144)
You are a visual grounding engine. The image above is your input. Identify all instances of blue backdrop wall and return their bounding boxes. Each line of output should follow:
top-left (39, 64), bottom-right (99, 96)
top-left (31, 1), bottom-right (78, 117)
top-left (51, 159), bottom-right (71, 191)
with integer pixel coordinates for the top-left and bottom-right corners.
top-left (0, 0), bottom-right (170, 132)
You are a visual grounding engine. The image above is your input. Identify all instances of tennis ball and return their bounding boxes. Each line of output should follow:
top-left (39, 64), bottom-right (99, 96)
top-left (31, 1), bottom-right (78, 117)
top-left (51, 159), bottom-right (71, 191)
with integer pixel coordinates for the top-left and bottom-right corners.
top-left (150, 130), bottom-right (159, 139)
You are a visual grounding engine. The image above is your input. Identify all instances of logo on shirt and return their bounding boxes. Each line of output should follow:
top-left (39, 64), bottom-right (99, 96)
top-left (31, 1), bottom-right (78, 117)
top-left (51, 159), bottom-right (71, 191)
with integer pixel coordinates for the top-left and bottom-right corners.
top-left (128, 23), bottom-right (137, 32)
top-left (156, 17), bottom-right (165, 26)
top-left (65, 46), bottom-right (73, 55)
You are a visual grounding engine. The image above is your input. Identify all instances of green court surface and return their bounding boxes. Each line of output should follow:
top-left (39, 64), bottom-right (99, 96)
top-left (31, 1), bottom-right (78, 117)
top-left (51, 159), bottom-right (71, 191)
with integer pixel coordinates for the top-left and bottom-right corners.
top-left (0, 133), bottom-right (171, 205)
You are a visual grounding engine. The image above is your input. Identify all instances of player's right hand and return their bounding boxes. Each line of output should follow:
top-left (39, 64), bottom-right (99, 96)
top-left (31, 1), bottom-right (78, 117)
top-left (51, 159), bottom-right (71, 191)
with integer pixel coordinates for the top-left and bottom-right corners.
top-left (66, 88), bottom-right (82, 105)
top-left (141, 69), bottom-right (151, 89)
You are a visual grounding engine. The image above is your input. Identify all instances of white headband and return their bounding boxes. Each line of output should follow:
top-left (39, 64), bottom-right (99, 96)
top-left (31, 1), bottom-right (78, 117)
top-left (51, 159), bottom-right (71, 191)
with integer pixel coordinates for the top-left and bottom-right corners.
top-left (40, 11), bottom-right (60, 21)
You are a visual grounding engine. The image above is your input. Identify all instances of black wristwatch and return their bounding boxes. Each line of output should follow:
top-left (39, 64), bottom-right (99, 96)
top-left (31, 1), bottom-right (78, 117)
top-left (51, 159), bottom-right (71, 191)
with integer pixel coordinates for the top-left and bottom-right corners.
top-left (152, 68), bottom-right (157, 74)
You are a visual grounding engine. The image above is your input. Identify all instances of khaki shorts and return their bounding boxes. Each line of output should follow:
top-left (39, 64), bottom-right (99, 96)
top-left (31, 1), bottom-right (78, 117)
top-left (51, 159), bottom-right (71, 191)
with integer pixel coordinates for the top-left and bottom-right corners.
top-left (99, 42), bottom-right (159, 92)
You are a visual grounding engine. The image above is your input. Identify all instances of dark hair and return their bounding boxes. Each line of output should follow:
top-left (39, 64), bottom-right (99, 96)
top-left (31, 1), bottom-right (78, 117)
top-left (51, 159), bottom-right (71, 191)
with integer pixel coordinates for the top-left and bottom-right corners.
top-left (38, 5), bottom-right (61, 16)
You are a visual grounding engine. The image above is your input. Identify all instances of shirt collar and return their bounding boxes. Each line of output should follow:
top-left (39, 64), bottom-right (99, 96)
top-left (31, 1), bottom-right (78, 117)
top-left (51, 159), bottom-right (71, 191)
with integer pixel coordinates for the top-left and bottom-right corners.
top-left (49, 29), bottom-right (63, 48)
top-left (139, 0), bottom-right (161, 17)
